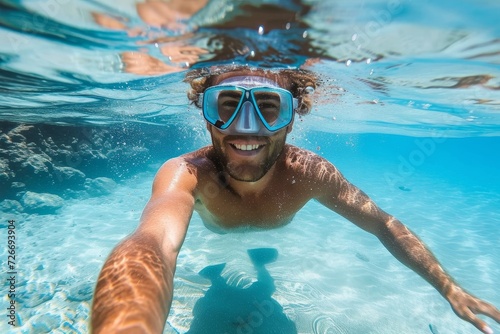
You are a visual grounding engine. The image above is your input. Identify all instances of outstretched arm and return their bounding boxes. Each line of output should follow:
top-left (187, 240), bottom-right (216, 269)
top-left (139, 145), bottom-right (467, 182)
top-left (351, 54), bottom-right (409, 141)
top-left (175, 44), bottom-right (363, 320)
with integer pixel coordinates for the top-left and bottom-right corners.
top-left (91, 158), bottom-right (196, 333)
top-left (91, 231), bottom-right (174, 333)
top-left (315, 163), bottom-right (500, 333)
top-left (376, 216), bottom-right (499, 334)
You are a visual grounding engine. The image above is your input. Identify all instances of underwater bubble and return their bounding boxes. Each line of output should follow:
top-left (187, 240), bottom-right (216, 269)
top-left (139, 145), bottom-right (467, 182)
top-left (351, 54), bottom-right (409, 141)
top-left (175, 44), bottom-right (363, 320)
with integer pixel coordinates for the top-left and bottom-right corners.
top-left (305, 86), bottom-right (315, 94)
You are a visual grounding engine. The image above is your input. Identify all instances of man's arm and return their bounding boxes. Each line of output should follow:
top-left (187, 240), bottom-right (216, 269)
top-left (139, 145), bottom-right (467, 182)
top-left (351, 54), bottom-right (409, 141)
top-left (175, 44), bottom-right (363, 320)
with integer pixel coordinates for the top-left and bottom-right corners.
top-left (314, 162), bottom-right (500, 334)
top-left (91, 158), bottom-right (196, 333)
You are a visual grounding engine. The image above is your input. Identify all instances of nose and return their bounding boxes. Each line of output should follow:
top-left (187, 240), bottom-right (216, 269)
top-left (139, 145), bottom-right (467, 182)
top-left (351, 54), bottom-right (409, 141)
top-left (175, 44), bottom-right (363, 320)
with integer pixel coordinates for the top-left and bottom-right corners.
top-left (234, 101), bottom-right (261, 133)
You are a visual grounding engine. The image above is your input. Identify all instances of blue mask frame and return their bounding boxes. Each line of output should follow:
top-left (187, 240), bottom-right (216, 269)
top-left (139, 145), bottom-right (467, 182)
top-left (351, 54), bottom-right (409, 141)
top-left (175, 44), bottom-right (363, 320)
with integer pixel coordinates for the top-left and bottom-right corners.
top-left (202, 85), bottom-right (298, 134)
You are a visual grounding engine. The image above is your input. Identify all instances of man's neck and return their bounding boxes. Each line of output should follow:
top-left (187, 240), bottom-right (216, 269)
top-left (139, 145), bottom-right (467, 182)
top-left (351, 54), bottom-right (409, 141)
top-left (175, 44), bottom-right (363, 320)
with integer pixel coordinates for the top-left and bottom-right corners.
top-left (225, 162), bottom-right (278, 198)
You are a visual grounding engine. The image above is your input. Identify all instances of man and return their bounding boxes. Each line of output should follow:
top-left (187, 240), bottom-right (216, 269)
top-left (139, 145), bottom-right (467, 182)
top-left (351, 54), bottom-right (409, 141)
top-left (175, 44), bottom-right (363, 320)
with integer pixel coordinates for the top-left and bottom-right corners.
top-left (91, 65), bottom-right (500, 334)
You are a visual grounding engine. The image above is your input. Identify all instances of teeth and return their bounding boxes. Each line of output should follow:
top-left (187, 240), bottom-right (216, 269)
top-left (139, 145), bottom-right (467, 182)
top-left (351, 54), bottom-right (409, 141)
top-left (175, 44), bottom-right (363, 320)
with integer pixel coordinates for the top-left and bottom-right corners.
top-left (234, 144), bottom-right (261, 151)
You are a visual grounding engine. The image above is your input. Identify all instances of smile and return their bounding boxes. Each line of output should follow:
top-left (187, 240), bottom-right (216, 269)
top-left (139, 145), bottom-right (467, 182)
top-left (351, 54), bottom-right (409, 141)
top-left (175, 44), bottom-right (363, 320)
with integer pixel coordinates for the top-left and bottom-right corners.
top-left (231, 144), bottom-right (264, 151)
top-left (227, 141), bottom-right (266, 157)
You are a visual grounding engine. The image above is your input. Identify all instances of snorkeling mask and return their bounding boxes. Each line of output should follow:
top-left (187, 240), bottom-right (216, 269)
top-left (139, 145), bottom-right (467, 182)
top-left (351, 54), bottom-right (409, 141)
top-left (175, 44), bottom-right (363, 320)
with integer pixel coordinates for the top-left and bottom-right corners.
top-left (201, 76), bottom-right (298, 136)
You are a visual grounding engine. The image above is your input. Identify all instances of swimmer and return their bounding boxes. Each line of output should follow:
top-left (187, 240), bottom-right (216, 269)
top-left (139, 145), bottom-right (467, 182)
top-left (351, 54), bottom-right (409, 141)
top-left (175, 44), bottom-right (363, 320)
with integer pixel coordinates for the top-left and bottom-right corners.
top-left (91, 65), bottom-right (500, 334)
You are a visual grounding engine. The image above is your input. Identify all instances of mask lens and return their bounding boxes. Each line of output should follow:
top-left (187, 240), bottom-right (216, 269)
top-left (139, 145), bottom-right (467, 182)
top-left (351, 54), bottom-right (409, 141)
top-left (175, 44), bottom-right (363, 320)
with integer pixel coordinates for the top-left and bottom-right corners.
top-left (217, 90), bottom-right (242, 123)
top-left (253, 91), bottom-right (281, 125)
top-left (203, 86), bottom-right (244, 128)
top-left (252, 88), bottom-right (293, 131)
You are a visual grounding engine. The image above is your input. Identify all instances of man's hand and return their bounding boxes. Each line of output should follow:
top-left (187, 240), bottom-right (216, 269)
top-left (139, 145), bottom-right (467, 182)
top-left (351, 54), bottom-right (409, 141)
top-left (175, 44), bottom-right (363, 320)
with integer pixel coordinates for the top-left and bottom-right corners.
top-left (446, 286), bottom-right (500, 334)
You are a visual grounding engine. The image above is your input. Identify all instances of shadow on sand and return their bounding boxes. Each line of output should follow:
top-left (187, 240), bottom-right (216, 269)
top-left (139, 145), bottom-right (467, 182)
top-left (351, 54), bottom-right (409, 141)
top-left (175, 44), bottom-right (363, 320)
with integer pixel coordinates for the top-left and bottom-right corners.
top-left (186, 248), bottom-right (297, 334)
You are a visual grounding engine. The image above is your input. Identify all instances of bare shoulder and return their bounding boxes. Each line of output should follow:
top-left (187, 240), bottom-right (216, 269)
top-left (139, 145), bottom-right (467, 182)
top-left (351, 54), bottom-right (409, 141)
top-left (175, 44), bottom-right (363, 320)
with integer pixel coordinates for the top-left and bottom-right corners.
top-left (157, 146), bottom-right (213, 173)
top-left (283, 145), bottom-right (343, 184)
top-left (152, 146), bottom-right (215, 193)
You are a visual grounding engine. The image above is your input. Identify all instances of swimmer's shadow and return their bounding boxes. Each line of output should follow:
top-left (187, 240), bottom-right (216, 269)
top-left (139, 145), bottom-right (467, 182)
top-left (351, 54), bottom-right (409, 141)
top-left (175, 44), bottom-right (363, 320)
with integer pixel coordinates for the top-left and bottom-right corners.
top-left (186, 248), bottom-right (297, 334)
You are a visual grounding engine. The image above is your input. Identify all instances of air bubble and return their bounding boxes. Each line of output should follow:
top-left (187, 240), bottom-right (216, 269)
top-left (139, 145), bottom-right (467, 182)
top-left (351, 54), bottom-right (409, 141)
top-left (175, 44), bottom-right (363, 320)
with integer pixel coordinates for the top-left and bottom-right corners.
top-left (305, 86), bottom-right (315, 94)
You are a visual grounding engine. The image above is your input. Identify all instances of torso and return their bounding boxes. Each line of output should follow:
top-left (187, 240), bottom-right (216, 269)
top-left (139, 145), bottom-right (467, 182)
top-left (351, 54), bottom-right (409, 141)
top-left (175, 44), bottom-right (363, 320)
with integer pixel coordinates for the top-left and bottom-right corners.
top-left (193, 183), bottom-right (303, 233)
top-left (183, 145), bottom-right (336, 234)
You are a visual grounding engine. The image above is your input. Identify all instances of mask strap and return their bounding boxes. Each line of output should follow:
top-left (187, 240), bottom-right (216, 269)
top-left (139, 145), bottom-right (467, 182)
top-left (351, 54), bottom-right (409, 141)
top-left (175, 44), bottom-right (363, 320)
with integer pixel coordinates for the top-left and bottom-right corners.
top-left (217, 76), bottom-right (281, 88)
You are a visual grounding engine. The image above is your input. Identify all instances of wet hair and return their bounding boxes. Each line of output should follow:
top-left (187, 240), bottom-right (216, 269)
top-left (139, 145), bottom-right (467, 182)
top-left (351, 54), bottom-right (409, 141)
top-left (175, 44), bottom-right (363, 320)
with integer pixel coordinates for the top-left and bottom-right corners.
top-left (184, 65), bottom-right (318, 115)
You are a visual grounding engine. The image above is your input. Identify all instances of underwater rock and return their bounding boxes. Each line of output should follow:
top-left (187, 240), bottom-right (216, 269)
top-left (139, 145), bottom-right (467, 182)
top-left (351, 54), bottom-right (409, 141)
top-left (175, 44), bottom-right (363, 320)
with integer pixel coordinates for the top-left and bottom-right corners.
top-left (11, 181), bottom-right (26, 190)
top-left (1, 120), bottom-right (181, 200)
top-left (21, 153), bottom-right (52, 177)
top-left (30, 313), bottom-right (62, 333)
top-left (7, 124), bottom-right (37, 141)
top-left (53, 166), bottom-right (86, 185)
top-left (0, 124), bottom-right (56, 196)
top-left (67, 282), bottom-right (94, 302)
top-left (84, 177), bottom-right (117, 196)
top-left (76, 302), bottom-right (90, 316)
top-left (0, 199), bottom-right (24, 213)
top-left (0, 157), bottom-right (12, 182)
top-left (18, 282), bottom-right (55, 308)
top-left (21, 191), bottom-right (64, 213)
top-left (61, 321), bottom-right (80, 333)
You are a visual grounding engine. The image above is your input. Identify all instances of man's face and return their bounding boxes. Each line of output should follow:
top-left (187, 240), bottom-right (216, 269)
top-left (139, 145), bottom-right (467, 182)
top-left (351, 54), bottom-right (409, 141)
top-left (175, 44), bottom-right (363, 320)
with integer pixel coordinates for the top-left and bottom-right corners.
top-left (207, 72), bottom-right (293, 182)
top-left (209, 124), bottom-right (289, 182)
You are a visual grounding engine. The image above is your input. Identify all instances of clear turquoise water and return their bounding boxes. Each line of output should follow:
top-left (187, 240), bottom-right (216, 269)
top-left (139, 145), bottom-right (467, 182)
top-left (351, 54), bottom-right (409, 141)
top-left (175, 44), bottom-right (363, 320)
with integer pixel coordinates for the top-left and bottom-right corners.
top-left (1, 0), bottom-right (499, 333)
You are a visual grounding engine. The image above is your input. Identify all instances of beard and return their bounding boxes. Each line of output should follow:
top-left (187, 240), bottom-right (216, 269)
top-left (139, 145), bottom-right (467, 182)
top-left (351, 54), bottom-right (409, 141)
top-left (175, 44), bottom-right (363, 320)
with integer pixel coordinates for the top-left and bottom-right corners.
top-left (211, 134), bottom-right (287, 182)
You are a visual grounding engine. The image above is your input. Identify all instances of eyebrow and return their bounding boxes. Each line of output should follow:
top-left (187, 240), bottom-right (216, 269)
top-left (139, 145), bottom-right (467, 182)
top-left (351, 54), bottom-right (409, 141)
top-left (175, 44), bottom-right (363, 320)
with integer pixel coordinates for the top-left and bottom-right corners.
top-left (218, 91), bottom-right (242, 99)
top-left (253, 92), bottom-right (280, 101)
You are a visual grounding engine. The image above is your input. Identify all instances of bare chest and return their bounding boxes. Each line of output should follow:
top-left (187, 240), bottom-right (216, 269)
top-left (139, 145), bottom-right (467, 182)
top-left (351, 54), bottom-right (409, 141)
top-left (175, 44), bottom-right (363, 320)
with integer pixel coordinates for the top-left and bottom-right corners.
top-left (194, 181), bottom-right (309, 233)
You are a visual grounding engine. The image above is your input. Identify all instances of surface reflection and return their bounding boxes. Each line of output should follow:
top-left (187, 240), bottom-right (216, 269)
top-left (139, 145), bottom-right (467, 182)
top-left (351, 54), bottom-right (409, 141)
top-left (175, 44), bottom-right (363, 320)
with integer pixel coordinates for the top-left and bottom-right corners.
top-left (92, 0), bottom-right (326, 75)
